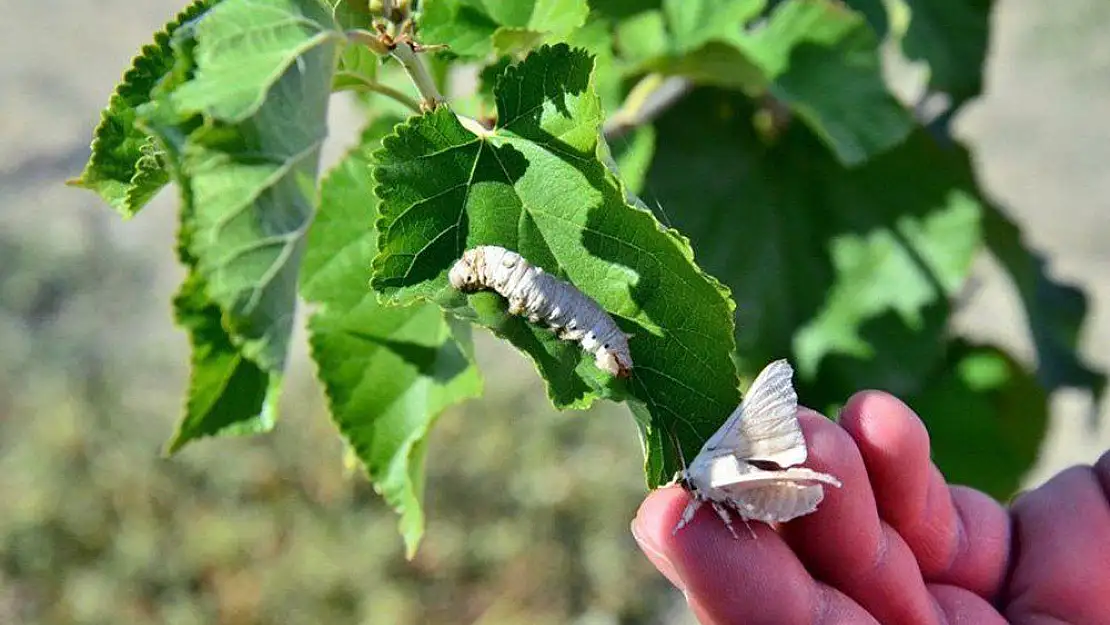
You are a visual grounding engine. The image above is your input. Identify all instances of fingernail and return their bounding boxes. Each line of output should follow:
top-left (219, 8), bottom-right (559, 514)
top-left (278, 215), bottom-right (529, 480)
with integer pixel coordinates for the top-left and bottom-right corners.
top-left (630, 518), bottom-right (685, 591)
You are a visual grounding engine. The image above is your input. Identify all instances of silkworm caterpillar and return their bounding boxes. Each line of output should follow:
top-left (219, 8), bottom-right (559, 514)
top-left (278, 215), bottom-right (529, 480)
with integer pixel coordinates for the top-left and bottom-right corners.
top-left (448, 246), bottom-right (633, 378)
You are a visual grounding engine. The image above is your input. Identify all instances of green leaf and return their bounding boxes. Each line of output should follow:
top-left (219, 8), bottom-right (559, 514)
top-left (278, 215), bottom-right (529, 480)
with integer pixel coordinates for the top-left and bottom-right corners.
top-left (739, 0), bottom-right (915, 165)
top-left (167, 268), bottom-right (279, 454)
top-left (901, 0), bottom-right (993, 107)
top-left (169, 0), bottom-right (342, 122)
top-left (983, 204), bottom-right (1107, 402)
top-left (909, 340), bottom-right (1048, 500)
top-left (162, 110), bottom-right (279, 454)
top-left (68, 0), bottom-right (215, 217)
top-left (330, 0), bottom-right (380, 92)
top-left (643, 89), bottom-right (980, 395)
top-left (620, 0), bottom-right (913, 165)
top-left (141, 0), bottom-right (340, 374)
top-left (301, 119), bottom-right (483, 557)
top-left (372, 45), bottom-right (740, 486)
top-left (419, 0), bottom-right (589, 59)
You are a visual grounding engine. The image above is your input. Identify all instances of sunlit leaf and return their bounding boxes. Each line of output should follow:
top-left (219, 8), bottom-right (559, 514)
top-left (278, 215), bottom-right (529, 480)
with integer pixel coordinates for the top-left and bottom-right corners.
top-left (419, 0), bottom-right (589, 59)
top-left (69, 0), bottom-right (216, 217)
top-left (371, 45), bottom-right (740, 485)
top-left (302, 119), bottom-right (483, 557)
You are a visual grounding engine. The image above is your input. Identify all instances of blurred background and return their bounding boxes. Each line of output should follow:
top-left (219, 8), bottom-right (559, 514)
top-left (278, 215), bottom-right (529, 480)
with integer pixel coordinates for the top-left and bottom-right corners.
top-left (2, 0), bottom-right (1109, 623)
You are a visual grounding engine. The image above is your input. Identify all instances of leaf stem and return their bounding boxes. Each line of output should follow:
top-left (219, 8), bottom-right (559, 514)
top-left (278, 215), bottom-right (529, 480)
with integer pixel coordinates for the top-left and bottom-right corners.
top-left (390, 40), bottom-right (444, 111)
top-left (603, 74), bottom-right (692, 140)
top-left (334, 71), bottom-right (422, 113)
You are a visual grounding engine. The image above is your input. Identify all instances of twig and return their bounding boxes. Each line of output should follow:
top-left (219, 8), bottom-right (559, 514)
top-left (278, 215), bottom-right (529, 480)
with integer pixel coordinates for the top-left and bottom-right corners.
top-left (602, 75), bottom-right (692, 140)
top-left (389, 40), bottom-right (444, 111)
top-left (333, 71), bottom-right (422, 113)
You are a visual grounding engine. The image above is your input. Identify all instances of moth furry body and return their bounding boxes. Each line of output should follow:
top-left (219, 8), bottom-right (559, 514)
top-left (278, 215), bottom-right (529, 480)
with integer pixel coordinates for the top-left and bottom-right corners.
top-left (675, 359), bottom-right (842, 537)
top-left (449, 246), bottom-right (633, 377)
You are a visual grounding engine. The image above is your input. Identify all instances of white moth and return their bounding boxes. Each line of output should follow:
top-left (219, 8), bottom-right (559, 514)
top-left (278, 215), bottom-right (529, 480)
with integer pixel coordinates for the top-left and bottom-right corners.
top-left (674, 359), bottom-right (842, 537)
top-left (448, 245), bottom-right (633, 378)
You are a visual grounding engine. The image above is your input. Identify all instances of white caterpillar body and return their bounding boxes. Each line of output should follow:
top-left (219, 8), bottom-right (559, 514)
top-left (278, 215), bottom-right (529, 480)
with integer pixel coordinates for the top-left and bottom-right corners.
top-left (448, 246), bottom-right (633, 378)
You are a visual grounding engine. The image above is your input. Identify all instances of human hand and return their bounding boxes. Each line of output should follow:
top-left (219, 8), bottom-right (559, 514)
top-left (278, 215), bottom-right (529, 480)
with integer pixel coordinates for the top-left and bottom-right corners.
top-left (632, 391), bottom-right (1110, 624)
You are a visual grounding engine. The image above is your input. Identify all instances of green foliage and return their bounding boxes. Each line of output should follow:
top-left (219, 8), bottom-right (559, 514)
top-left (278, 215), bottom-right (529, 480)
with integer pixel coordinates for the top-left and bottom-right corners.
top-left (73, 0), bottom-right (1104, 555)
top-left (909, 340), bottom-right (1048, 500)
top-left (372, 45), bottom-right (740, 485)
top-left (613, 0), bottom-right (913, 164)
top-left (67, 0), bottom-right (214, 216)
top-left (420, 0), bottom-right (590, 58)
top-left (302, 119), bottom-right (484, 556)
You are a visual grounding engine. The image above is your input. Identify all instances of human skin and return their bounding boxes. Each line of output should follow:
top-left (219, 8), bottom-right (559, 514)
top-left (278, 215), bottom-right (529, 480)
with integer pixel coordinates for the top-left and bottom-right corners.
top-left (631, 391), bottom-right (1110, 625)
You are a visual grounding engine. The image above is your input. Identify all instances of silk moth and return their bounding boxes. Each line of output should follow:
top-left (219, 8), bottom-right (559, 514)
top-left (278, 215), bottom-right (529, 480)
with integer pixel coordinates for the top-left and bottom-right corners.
top-left (448, 246), bottom-right (633, 378)
top-left (675, 359), bottom-right (841, 537)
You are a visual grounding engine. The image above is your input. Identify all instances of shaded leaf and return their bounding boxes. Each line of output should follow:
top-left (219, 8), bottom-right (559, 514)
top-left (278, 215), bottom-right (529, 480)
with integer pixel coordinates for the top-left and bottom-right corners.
top-left (739, 0), bottom-right (914, 164)
top-left (69, 0), bottom-right (215, 217)
top-left (644, 89), bottom-right (980, 398)
top-left (167, 268), bottom-right (279, 453)
top-left (141, 0), bottom-right (339, 373)
top-left (158, 82), bottom-right (279, 453)
top-left (909, 340), bottom-right (1048, 500)
top-left (302, 119), bottom-right (483, 557)
top-left (618, 0), bottom-right (913, 164)
top-left (902, 0), bottom-right (993, 107)
top-left (983, 204), bottom-right (1106, 403)
top-left (371, 45), bottom-right (740, 486)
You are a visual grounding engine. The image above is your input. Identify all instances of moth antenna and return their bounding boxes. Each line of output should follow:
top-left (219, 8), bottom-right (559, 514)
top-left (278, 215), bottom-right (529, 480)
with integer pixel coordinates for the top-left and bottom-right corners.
top-left (665, 426), bottom-right (689, 483)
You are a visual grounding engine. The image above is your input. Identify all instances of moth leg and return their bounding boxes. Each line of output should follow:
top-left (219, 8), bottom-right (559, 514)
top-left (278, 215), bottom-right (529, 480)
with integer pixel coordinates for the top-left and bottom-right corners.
top-left (672, 498), bottom-right (703, 536)
top-left (710, 501), bottom-right (744, 540)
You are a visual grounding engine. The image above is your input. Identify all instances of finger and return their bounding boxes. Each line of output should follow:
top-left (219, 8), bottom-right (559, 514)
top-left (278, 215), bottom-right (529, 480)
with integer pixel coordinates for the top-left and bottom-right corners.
top-left (1096, 449), bottom-right (1110, 500)
top-left (781, 409), bottom-right (940, 625)
top-left (632, 486), bottom-right (878, 625)
top-left (947, 486), bottom-right (1010, 599)
top-left (839, 392), bottom-right (1010, 598)
top-left (927, 584), bottom-right (1007, 625)
top-left (1005, 465), bottom-right (1110, 625)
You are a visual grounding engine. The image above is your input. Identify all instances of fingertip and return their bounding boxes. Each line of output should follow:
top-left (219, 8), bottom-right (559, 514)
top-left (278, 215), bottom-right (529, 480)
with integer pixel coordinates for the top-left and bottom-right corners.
top-left (633, 488), bottom-right (819, 624)
top-left (837, 391), bottom-right (964, 580)
top-left (839, 391), bottom-right (932, 471)
top-left (1006, 465), bottom-right (1110, 624)
top-left (632, 486), bottom-right (693, 591)
top-left (1095, 449), bottom-right (1110, 500)
top-left (789, 404), bottom-right (940, 625)
top-left (796, 406), bottom-right (860, 478)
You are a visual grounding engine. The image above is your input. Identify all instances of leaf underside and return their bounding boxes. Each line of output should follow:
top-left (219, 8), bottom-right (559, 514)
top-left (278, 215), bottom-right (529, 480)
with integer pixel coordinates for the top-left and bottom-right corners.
top-left (301, 118), bottom-right (483, 558)
top-left (69, 0), bottom-right (216, 217)
top-left (141, 0), bottom-right (340, 452)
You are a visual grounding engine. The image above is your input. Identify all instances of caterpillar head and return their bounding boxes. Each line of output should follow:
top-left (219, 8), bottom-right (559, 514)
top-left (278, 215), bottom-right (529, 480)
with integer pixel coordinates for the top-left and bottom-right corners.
top-left (595, 349), bottom-right (633, 379)
top-left (448, 253), bottom-right (481, 292)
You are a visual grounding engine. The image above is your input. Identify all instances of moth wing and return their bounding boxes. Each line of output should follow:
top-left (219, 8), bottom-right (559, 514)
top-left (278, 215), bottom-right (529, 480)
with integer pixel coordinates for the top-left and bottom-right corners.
top-left (705, 456), bottom-right (841, 490)
top-left (710, 461), bottom-right (842, 523)
top-left (700, 359), bottom-right (808, 467)
top-left (721, 481), bottom-right (827, 524)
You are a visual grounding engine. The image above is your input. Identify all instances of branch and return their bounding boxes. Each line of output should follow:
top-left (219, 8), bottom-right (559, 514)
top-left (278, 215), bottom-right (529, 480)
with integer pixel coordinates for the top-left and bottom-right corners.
top-left (333, 71), bottom-right (422, 113)
top-left (389, 40), bottom-right (444, 111)
top-left (603, 75), bottom-right (692, 141)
